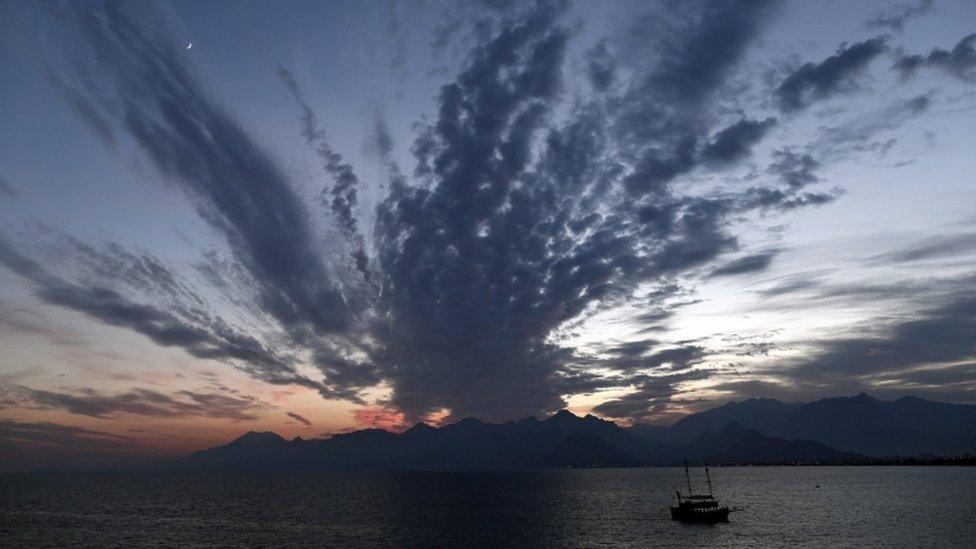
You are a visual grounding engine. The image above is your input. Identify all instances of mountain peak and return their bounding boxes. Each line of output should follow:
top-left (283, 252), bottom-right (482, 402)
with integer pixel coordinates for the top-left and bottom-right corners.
top-left (405, 422), bottom-right (436, 435)
top-left (440, 416), bottom-right (487, 434)
top-left (230, 431), bottom-right (285, 446)
top-left (550, 409), bottom-right (579, 420)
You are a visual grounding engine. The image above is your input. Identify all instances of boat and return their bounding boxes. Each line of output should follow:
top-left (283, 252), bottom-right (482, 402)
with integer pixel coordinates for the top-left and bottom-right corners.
top-left (670, 460), bottom-right (730, 523)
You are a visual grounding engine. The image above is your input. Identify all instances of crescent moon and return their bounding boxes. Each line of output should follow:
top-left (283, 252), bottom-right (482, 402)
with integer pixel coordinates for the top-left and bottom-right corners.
top-left (186, 42), bottom-right (192, 50)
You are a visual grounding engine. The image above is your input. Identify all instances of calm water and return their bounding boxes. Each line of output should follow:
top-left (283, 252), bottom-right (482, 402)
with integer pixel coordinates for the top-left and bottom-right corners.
top-left (2, 467), bottom-right (974, 547)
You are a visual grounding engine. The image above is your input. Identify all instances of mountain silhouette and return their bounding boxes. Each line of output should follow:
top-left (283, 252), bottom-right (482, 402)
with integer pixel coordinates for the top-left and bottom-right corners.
top-left (170, 404), bottom-right (890, 471)
top-left (676, 421), bottom-right (862, 464)
top-left (542, 433), bottom-right (643, 468)
top-left (168, 394), bottom-right (973, 471)
top-left (637, 393), bottom-right (976, 457)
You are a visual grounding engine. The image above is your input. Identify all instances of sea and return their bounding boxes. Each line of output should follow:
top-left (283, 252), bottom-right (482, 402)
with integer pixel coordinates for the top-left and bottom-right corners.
top-left (2, 466), bottom-right (974, 547)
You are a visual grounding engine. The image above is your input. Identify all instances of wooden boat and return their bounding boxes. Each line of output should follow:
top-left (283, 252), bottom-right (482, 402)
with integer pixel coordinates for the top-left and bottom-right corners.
top-left (670, 460), bottom-right (730, 523)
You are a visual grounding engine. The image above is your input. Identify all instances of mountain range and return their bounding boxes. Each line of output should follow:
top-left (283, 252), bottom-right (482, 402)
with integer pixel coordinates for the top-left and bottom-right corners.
top-left (640, 393), bottom-right (976, 457)
top-left (167, 393), bottom-right (976, 471)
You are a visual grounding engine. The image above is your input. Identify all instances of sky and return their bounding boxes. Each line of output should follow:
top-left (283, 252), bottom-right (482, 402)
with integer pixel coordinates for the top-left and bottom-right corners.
top-left (1, 0), bottom-right (975, 471)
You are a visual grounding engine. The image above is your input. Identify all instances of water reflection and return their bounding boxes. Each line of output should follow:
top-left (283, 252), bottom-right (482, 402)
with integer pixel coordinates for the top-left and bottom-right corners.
top-left (1, 467), bottom-right (974, 547)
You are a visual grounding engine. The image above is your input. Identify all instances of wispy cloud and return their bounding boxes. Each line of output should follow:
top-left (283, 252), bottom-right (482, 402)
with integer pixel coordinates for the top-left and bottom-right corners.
top-left (16, 385), bottom-right (268, 421)
top-left (286, 411), bottom-right (312, 427)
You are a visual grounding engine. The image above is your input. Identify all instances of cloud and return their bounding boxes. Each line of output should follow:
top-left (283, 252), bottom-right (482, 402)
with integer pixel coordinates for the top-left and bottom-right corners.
top-left (814, 94), bottom-right (930, 159)
top-left (27, 2), bottom-right (386, 402)
top-left (776, 37), bottom-right (888, 112)
top-left (701, 117), bottom-right (777, 166)
top-left (614, 0), bottom-right (781, 195)
top-left (738, 185), bottom-right (840, 211)
top-left (865, 0), bottom-right (933, 32)
top-left (789, 284), bottom-right (976, 384)
top-left (584, 38), bottom-right (616, 92)
top-left (755, 273), bottom-right (824, 298)
top-left (894, 33), bottom-right (976, 82)
top-left (24, 1), bottom-right (796, 424)
top-left (49, 2), bottom-right (352, 338)
top-left (20, 0), bottom-right (954, 428)
top-left (42, 69), bottom-right (117, 148)
top-left (277, 67), bottom-right (372, 284)
top-left (604, 339), bottom-right (659, 359)
top-left (591, 369), bottom-right (711, 423)
top-left (869, 233), bottom-right (976, 264)
top-left (16, 385), bottom-right (267, 421)
top-left (0, 236), bottom-right (324, 392)
top-left (709, 250), bottom-right (778, 278)
top-left (286, 411), bottom-right (312, 427)
top-left (367, 0), bottom-right (835, 422)
top-left (352, 406), bottom-right (406, 432)
top-left (603, 344), bottom-right (708, 373)
top-left (0, 302), bottom-right (86, 348)
top-left (768, 149), bottom-right (820, 189)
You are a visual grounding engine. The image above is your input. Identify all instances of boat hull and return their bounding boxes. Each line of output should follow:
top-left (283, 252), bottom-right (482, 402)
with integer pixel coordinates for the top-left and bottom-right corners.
top-left (670, 506), bottom-right (730, 523)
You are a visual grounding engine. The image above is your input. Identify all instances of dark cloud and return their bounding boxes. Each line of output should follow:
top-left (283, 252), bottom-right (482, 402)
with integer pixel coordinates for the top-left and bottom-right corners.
top-left (22, 0), bottom-right (942, 427)
top-left (636, 345), bottom-right (707, 372)
top-left (591, 369), bottom-right (711, 423)
top-left (278, 67), bottom-right (372, 285)
top-left (373, 2), bottom-right (582, 421)
top-left (701, 117), bottom-right (777, 166)
top-left (50, 2), bottom-right (352, 338)
top-left (615, 0), bottom-right (781, 195)
top-left (30, 2), bottom-right (385, 402)
top-left (894, 33), bottom-right (976, 82)
top-left (286, 411), bottom-right (312, 427)
top-left (590, 341), bottom-right (708, 374)
top-left (768, 149), bottom-right (819, 189)
top-left (633, 309), bottom-right (675, 325)
top-left (605, 339), bottom-right (659, 359)
top-left (0, 236), bottom-right (323, 392)
top-left (625, 0), bottom-right (780, 105)
top-left (738, 185), bottom-right (840, 210)
top-left (17, 385), bottom-right (267, 421)
top-left (776, 37), bottom-right (888, 112)
top-left (733, 340), bottom-right (776, 357)
top-left (790, 284), bottom-right (976, 384)
top-left (584, 38), bottom-right (616, 92)
top-left (727, 275), bottom-right (976, 405)
top-left (368, 0), bottom-right (842, 422)
top-left (865, 0), bottom-right (933, 32)
top-left (709, 250), bottom-right (778, 278)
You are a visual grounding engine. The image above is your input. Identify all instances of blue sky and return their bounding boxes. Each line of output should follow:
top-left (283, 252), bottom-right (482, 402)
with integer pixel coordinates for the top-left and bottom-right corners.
top-left (1, 0), bottom-right (974, 468)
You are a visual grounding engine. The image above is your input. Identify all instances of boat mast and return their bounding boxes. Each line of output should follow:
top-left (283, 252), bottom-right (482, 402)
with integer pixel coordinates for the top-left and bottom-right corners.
top-left (683, 459), bottom-right (693, 495)
top-left (705, 463), bottom-right (713, 496)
